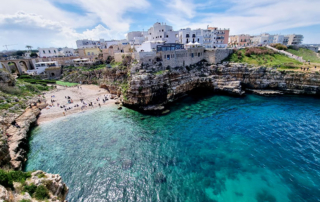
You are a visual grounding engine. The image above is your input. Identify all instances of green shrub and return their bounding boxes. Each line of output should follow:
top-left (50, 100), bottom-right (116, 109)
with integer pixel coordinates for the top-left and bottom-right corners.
top-left (37, 173), bottom-right (46, 178)
top-left (19, 200), bottom-right (31, 202)
top-left (34, 185), bottom-right (49, 200)
top-left (0, 85), bottom-right (22, 95)
top-left (8, 170), bottom-right (31, 183)
top-left (0, 169), bottom-right (33, 188)
top-left (23, 183), bottom-right (37, 196)
top-left (0, 169), bottom-right (13, 188)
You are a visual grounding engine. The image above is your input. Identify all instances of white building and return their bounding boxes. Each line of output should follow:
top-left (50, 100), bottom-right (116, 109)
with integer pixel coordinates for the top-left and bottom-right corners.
top-left (26, 61), bottom-right (59, 75)
top-left (38, 48), bottom-right (59, 58)
top-left (76, 39), bottom-right (129, 49)
top-left (126, 31), bottom-right (148, 45)
top-left (129, 22), bottom-right (230, 52)
top-left (61, 48), bottom-right (75, 56)
top-left (38, 48), bottom-right (75, 58)
top-left (135, 41), bottom-right (165, 52)
top-left (146, 22), bottom-right (179, 44)
top-left (179, 26), bottom-right (229, 48)
top-left (283, 34), bottom-right (304, 45)
top-left (251, 33), bottom-right (303, 45)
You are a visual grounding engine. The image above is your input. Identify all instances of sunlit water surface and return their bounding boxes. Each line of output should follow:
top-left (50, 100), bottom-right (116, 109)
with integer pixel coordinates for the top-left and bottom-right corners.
top-left (25, 95), bottom-right (320, 202)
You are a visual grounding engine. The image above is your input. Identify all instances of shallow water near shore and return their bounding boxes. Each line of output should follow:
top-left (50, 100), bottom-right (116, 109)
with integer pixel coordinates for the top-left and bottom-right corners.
top-left (25, 94), bottom-right (320, 202)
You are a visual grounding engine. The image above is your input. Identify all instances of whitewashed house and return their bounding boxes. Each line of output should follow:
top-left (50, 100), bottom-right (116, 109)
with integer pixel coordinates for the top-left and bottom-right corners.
top-left (26, 61), bottom-right (59, 75)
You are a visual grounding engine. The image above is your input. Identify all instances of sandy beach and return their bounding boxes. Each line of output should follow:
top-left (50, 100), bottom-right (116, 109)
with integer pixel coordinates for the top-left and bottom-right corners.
top-left (37, 85), bottom-right (118, 124)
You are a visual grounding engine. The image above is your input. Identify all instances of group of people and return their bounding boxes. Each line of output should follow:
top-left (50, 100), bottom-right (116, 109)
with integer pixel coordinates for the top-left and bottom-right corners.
top-left (47, 86), bottom-right (111, 116)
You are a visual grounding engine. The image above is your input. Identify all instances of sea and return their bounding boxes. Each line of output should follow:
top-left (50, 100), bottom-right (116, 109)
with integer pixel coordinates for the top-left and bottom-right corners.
top-left (25, 94), bottom-right (320, 202)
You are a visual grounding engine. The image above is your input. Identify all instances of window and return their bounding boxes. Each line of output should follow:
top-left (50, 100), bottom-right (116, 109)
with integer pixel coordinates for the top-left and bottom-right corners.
top-left (166, 35), bottom-right (169, 38)
top-left (88, 52), bottom-right (90, 55)
top-left (186, 34), bottom-right (189, 38)
top-left (54, 50), bottom-right (56, 53)
top-left (198, 53), bottom-right (200, 57)
top-left (167, 55), bottom-right (170, 60)
top-left (186, 39), bottom-right (189, 43)
top-left (43, 50), bottom-right (45, 54)
top-left (92, 52), bottom-right (94, 55)
top-left (191, 53), bottom-right (194, 58)
top-left (192, 34), bottom-right (195, 37)
top-left (198, 38), bottom-right (200, 42)
top-left (162, 29), bottom-right (164, 32)
top-left (49, 50), bottom-right (51, 53)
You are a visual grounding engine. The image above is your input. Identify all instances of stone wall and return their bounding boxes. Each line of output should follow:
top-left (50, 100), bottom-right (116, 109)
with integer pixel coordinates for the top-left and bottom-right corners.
top-left (45, 67), bottom-right (62, 79)
top-left (114, 53), bottom-right (133, 62)
top-left (159, 47), bottom-right (205, 68)
top-left (204, 48), bottom-right (234, 64)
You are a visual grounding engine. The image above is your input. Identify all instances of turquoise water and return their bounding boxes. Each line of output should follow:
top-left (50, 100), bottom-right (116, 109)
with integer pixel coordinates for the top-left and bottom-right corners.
top-left (25, 95), bottom-right (320, 202)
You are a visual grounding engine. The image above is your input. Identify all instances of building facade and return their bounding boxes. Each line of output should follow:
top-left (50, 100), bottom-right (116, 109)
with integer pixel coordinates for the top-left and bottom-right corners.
top-left (229, 34), bottom-right (251, 47)
top-left (283, 34), bottom-right (304, 45)
top-left (251, 33), bottom-right (303, 45)
top-left (179, 26), bottom-right (229, 48)
top-left (38, 48), bottom-right (75, 58)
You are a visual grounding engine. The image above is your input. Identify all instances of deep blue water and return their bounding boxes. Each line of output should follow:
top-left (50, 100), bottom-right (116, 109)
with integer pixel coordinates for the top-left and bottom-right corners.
top-left (25, 95), bottom-right (320, 202)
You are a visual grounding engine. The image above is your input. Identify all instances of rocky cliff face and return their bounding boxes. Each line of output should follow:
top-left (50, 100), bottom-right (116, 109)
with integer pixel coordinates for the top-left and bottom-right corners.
top-left (6, 104), bottom-right (47, 170)
top-left (99, 62), bottom-right (320, 112)
top-left (0, 170), bottom-right (68, 202)
top-left (0, 70), bottom-right (15, 86)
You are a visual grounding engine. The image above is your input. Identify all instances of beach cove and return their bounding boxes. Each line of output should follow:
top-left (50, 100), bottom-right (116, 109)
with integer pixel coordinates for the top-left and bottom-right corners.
top-left (25, 94), bottom-right (320, 202)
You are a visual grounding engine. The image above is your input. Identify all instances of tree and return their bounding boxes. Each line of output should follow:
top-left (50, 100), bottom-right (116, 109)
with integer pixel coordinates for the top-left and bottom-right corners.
top-left (30, 52), bottom-right (38, 58)
top-left (26, 45), bottom-right (32, 50)
top-left (16, 51), bottom-right (24, 56)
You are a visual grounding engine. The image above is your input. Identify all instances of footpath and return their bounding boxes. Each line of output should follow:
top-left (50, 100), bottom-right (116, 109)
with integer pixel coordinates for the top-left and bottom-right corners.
top-left (266, 45), bottom-right (305, 63)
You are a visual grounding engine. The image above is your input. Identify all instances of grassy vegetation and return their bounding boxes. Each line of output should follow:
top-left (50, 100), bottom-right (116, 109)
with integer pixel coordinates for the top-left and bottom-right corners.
top-left (18, 75), bottom-right (56, 85)
top-left (34, 185), bottom-right (49, 200)
top-left (155, 70), bottom-right (166, 75)
top-left (64, 64), bottom-right (108, 72)
top-left (0, 169), bottom-right (32, 188)
top-left (56, 81), bottom-right (78, 87)
top-left (23, 183), bottom-right (37, 196)
top-left (287, 47), bottom-right (320, 63)
top-left (270, 43), bottom-right (288, 50)
top-left (0, 79), bottom-right (53, 111)
top-left (225, 47), bottom-right (302, 69)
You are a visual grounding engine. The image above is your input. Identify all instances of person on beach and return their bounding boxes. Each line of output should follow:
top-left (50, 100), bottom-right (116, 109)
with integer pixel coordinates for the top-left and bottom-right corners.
top-left (63, 112), bottom-right (65, 116)
top-left (99, 103), bottom-right (101, 108)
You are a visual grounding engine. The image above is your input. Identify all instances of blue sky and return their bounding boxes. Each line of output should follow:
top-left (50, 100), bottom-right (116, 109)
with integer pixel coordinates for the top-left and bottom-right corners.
top-left (0, 0), bottom-right (320, 50)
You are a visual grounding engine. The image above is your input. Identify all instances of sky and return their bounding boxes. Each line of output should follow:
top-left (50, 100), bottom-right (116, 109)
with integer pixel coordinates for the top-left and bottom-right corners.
top-left (1, 0), bottom-right (320, 50)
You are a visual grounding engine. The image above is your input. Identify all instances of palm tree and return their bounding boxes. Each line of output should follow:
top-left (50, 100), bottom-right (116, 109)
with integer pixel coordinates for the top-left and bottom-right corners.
top-left (26, 45), bottom-right (32, 50)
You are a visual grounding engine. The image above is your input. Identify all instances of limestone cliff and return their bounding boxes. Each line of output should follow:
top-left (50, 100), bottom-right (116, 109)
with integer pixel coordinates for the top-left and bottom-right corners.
top-left (6, 104), bottom-right (46, 170)
top-left (99, 62), bottom-right (320, 112)
top-left (0, 170), bottom-right (68, 202)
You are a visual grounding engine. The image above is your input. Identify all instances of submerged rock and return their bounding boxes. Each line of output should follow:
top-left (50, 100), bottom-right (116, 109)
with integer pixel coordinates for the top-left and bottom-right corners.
top-left (122, 159), bottom-right (133, 170)
top-left (154, 172), bottom-right (167, 184)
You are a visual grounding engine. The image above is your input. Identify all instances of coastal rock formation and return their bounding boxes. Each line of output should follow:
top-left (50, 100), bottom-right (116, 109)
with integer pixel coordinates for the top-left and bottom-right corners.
top-left (6, 104), bottom-right (46, 170)
top-left (99, 62), bottom-right (320, 112)
top-left (0, 170), bottom-right (68, 202)
top-left (0, 70), bottom-right (15, 86)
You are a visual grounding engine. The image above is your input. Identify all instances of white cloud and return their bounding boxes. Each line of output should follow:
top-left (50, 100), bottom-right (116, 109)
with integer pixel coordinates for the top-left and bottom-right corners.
top-left (0, 12), bottom-right (123, 49)
top-left (0, 0), bottom-right (151, 50)
top-left (160, 0), bottom-right (320, 42)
